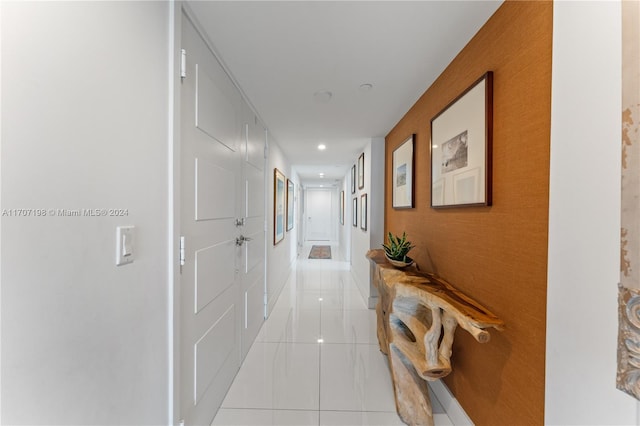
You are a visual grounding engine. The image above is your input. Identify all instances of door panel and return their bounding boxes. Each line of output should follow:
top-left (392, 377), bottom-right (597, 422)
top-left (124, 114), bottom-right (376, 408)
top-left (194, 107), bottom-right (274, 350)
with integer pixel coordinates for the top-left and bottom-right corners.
top-left (246, 171), bottom-right (264, 218)
top-left (240, 114), bottom-right (266, 359)
top-left (194, 304), bottom-right (236, 404)
top-left (180, 14), bottom-right (243, 426)
top-left (244, 227), bottom-right (264, 273)
top-left (196, 63), bottom-right (238, 150)
top-left (195, 157), bottom-right (235, 221)
top-left (306, 189), bottom-right (332, 241)
top-left (246, 116), bottom-right (264, 170)
top-left (195, 241), bottom-right (235, 313)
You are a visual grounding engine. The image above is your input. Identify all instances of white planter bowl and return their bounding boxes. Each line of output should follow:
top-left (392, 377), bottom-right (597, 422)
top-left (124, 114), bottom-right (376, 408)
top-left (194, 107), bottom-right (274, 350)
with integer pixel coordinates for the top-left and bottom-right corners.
top-left (385, 254), bottom-right (414, 269)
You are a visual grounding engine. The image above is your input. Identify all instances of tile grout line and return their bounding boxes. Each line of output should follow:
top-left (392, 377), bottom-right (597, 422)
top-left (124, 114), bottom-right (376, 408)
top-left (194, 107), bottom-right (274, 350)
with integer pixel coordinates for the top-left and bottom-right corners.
top-left (317, 268), bottom-right (323, 426)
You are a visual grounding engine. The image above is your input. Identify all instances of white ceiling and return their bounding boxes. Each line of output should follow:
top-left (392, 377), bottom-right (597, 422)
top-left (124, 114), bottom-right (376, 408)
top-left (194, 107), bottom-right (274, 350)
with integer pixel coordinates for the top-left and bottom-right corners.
top-left (187, 1), bottom-right (503, 184)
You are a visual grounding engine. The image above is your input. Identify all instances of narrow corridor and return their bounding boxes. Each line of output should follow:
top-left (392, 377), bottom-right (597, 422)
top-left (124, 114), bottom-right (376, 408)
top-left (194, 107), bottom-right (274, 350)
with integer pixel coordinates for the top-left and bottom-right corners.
top-left (212, 244), bottom-right (453, 425)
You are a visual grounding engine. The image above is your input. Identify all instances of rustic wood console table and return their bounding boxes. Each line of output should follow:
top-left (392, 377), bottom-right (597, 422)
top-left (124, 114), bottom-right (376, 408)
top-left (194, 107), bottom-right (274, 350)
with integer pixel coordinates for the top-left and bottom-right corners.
top-left (366, 249), bottom-right (504, 426)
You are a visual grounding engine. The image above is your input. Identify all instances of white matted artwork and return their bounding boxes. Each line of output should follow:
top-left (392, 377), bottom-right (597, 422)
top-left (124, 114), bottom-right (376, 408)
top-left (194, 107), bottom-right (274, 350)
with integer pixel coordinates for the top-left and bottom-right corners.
top-left (453, 167), bottom-right (481, 204)
top-left (392, 135), bottom-right (415, 209)
top-left (432, 178), bottom-right (445, 206)
top-left (431, 72), bottom-right (493, 207)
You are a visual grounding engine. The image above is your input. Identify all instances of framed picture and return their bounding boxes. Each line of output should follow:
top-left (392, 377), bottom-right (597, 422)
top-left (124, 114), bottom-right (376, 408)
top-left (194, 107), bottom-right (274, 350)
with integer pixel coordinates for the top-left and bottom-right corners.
top-left (352, 197), bottom-right (357, 227)
top-left (360, 193), bottom-right (367, 230)
top-left (340, 190), bottom-right (345, 225)
top-left (273, 168), bottom-right (285, 245)
top-left (358, 153), bottom-right (365, 189)
top-left (430, 71), bottom-right (493, 208)
top-left (286, 178), bottom-right (294, 231)
top-left (392, 135), bottom-right (415, 209)
top-left (351, 165), bottom-right (356, 194)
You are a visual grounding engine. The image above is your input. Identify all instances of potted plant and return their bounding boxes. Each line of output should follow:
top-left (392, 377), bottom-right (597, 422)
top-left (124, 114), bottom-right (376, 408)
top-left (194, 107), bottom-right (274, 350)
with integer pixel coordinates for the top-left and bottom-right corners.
top-left (382, 231), bottom-right (415, 268)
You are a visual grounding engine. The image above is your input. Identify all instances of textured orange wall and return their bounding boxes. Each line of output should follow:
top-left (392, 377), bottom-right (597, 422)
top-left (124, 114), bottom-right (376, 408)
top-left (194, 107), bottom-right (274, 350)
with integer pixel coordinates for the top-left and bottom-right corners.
top-left (384, 2), bottom-right (552, 424)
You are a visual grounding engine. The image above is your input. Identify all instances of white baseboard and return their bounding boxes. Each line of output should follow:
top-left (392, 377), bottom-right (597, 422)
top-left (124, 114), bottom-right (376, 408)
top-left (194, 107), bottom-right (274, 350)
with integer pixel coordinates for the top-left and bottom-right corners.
top-left (429, 379), bottom-right (474, 426)
top-left (367, 296), bottom-right (377, 309)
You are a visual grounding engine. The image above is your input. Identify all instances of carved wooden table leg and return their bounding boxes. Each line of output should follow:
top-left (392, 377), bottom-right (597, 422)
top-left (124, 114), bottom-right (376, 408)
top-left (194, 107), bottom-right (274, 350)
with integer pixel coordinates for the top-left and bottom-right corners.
top-left (389, 343), bottom-right (434, 426)
top-left (373, 265), bottom-right (391, 354)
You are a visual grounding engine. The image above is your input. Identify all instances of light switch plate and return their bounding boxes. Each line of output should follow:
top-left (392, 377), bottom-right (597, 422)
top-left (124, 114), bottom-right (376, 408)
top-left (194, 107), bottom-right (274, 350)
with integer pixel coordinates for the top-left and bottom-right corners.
top-left (116, 226), bottom-right (135, 266)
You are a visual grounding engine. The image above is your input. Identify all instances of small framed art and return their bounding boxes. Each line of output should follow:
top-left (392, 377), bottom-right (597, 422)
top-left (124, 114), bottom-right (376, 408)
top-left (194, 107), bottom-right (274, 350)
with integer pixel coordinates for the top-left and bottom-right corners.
top-left (286, 178), bottom-right (294, 231)
top-left (392, 135), bottom-right (415, 209)
top-left (352, 197), bottom-right (357, 227)
top-left (360, 193), bottom-right (367, 230)
top-left (274, 168), bottom-right (285, 244)
top-left (358, 153), bottom-right (365, 189)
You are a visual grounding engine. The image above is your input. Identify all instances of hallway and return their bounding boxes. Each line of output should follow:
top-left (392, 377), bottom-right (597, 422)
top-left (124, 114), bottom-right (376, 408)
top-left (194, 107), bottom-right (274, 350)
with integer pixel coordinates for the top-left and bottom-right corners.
top-left (212, 244), bottom-right (452, 426)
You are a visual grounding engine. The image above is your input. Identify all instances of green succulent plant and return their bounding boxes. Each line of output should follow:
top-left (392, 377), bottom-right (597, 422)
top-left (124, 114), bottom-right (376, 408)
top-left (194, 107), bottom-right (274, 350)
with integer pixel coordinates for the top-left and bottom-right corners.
top-left (382, 232), bottom-right (415, 262)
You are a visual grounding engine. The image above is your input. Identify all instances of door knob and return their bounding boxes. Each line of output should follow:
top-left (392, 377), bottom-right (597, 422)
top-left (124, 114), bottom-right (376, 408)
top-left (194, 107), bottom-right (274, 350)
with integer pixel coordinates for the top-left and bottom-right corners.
top-left (235, 235), bottom-right (253, 246)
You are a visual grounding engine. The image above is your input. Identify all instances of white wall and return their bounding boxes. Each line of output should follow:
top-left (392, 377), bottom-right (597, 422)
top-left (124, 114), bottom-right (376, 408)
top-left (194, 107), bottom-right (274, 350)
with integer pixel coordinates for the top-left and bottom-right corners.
top-left (266, 139), bottom-right (297, 314)
top-left (1, 2), bottom-right (171, 424)
top-left (350, 138), bottom-right (385, 308)
top-left (546, 2), bottom-right (638, 424)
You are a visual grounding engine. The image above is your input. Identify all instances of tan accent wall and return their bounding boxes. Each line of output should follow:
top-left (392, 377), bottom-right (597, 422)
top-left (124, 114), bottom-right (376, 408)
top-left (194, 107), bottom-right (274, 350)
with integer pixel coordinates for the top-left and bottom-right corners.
top-left (384, 2), bottom-right (552, 424)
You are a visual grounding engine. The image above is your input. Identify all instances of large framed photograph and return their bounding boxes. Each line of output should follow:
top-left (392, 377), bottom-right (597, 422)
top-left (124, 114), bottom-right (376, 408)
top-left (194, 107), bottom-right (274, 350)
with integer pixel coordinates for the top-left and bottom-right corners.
top-left (351, 164), bottom-right (356, 194)
top-left (340, 190), bottom-right (345, 225)
top-left (286, 178), bottom-right (294, 232)
top-left (352, 197), bottom-right (357, 227)
top-left (360, 193), bottom-right (367, 230)
top-left (358, 153), bottom-right (365, 189)
top-left (274, 168), bottom-right (285, 245)
top-left (392, 135), bottom-right (415, 209)
top-left (430, 72), bottom-right (493, 208)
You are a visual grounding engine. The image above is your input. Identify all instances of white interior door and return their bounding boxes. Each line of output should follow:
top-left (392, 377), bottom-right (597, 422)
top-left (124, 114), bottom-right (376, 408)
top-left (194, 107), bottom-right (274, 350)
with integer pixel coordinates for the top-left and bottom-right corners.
top-left (305, 189), bottom-right (333, 241)
top-left (180, 14), bottom-right (243, 426)
top-left (240, 113), bottom-right (266, 358)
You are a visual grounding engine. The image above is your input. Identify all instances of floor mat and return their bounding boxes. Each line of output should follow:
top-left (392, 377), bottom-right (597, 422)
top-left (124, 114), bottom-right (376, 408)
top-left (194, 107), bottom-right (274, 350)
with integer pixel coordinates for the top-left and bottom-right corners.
top-left (308, 245), bottom-right (332, 259)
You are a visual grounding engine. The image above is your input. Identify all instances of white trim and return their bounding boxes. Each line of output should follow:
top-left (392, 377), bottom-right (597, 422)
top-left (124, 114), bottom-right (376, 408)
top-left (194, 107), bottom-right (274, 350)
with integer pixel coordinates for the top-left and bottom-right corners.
top-left (170, 2), bottom-right (183, 424)
top-left (429, 380), bottom-right (474, 426)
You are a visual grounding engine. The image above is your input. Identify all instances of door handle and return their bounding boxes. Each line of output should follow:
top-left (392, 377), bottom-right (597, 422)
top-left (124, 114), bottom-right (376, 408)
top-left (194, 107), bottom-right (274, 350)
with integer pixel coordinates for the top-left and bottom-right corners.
top-left (235, 235), bottom-right (253, 246)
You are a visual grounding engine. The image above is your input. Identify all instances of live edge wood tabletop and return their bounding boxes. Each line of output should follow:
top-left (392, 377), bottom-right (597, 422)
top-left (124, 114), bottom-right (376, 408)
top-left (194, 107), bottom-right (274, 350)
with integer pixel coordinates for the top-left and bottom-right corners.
top-left (366, 249), bottom-right (505, 426)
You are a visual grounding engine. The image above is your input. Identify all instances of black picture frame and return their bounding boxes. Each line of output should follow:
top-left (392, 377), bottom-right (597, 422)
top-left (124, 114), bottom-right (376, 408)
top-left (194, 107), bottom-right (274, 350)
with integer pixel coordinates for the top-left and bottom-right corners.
top-left (352, 197), bottom-right (357, 227)
top-left (360, 193), bottom-right (367, 230)
top-left (340, 190), bottom-right (345, 225)
top-left (392, 134), bottom-right (415, 209)
top-left (351, 164), bottom-right (356, 194)
top-left (358, 153), bottom-right (365, 189)
top-left (430, 71), bottom-right (493, 208)
top-left (286, 178), bottom-right (294, 231)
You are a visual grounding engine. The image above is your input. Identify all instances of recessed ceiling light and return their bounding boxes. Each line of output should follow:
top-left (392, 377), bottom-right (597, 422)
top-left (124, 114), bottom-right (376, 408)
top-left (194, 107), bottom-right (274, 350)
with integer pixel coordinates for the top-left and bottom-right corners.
top-left (359, 83), bottom-right (373, 92)
top-left (313, 90), bottom-right (332, 103)
top-left (318, 144), bottom-right (326, 151)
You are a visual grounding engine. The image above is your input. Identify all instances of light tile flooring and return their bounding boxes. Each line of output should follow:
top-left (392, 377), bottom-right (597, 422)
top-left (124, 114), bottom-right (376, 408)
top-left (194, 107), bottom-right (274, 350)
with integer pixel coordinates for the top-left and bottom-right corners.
top-left (212, 244), bottom-right (453, 426)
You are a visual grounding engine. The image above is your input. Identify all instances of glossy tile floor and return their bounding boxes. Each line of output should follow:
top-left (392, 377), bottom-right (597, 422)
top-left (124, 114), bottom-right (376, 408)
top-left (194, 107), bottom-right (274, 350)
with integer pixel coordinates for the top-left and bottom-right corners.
top-left (213, 244), bottom-right (453, 426)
